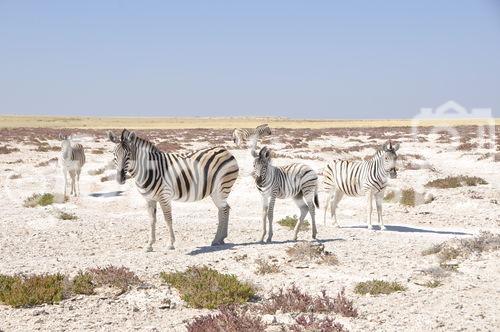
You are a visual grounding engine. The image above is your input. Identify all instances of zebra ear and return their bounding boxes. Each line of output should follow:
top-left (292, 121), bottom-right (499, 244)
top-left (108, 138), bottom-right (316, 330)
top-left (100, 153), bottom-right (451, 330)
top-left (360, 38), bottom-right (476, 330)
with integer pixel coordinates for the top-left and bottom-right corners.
top-left (58, 133), bottom-right (65, 140)
top-left (392, 142), bottom-right (400, 151)
top-left (260, 147), bottom-right (271, 160)
top-left (127, 131), bottom-right (136, 142)
top-left (108, 131), bottom-right (120, 143)
top-left (382, 141), bottom-right (389, 152)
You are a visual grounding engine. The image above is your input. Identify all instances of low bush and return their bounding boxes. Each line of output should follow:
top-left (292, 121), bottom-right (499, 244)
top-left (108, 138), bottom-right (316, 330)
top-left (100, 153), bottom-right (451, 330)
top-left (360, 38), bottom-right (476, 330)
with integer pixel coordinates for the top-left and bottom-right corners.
top-left (286, 242), bottom-right (339, 265)
top-left (425, 176), bottom-right (487, 189)
top-left (88, 266), bottom-right (141, 293)
top-left (58, 211), bottom-right (78, 220)
top-left (23, 193), bottom-right (55, 207)
top-left (0, 274), bottom-right (64, 308)
top-left (260, 285), bottom-right (357, 317)
top-left (277, 215), bottom-right (310, 231)
top-left (290, 313), bottom-right (347, 332)
top-left (160, 266), bottom-right (255, 309)
top-left (71, 271), bottom-right (95, 295)
top-left (354, 280), bottom-right (406, 295)
top-left (186, 306), bottom-right (266, 332)
top-left (0, 145), bottom-right (20, 154)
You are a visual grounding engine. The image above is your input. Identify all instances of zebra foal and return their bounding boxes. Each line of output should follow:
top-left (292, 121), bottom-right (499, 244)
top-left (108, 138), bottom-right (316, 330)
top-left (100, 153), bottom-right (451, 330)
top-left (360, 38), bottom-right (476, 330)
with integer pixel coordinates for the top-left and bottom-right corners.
top-left (108, 129), bottom-right (239, 252)
top-left (59, 133), bottom-right (86, 197)
top-left (252, 145), bottom-right (319, 243)
top-left (232, 124), bottom-right (272, 147)
top-left (323, 140), bottom-right (400, 230)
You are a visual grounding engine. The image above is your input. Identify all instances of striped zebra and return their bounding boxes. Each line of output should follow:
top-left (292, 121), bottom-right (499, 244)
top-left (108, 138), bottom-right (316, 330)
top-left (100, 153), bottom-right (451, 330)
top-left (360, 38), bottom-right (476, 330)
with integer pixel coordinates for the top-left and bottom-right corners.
top-left (323, 140), bottom-right (400, 230)
top-left (232, 124), bottom-right (272, 147)
top-left (108, 129), bottom-right (239, 252)
top-left (252, 145), bottom-right (319, 243)
top-left (59, 133), bottom-right (86, 197)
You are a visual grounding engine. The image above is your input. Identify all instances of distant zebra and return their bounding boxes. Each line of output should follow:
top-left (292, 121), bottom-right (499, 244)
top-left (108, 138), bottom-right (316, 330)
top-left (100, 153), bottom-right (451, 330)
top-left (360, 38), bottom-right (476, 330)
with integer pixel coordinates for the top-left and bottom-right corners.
top-left (323, 140), bottom-right (400, 230)
top-left (108, 129), bottom-right (239, 252)
top-left (59, 134), bottom-right (86, 197)
top-left (232, 124), bottom-right (272, 147)
top-left (252, 145), bottom-right (319, 243)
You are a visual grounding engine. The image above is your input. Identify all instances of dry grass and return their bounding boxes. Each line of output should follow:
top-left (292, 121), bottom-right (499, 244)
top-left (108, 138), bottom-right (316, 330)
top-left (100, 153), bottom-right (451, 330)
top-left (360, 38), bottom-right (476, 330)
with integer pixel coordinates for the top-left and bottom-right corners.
top-left (254, 259), bottom-right (280, 275)
top-left (58, 211), bottom-right (78, 220)
top-left (260, 285), bottom-right (357, 318)
top-left (290, 313), bottom-right (348, 332)
top-left (186, 306), bottom-right (266, 332)
top-left (71, 271), bottom-right (95, 295)
top-left (425, 175), bottom-right (488, 189)
top-left (160, 266), bottom-right (255, 309)
top-left (457, 142), bottom-right (478, 151)
top-left (286, 242), bottom-right (339, 265)
top-left (277, 215), bottom-right (310, 231)
top-left (354, 280), bottom-right (406, 295)
top-left (0, 145), bottom-right (20, 154)
top-left (87, 266), bottom-right (141, 293)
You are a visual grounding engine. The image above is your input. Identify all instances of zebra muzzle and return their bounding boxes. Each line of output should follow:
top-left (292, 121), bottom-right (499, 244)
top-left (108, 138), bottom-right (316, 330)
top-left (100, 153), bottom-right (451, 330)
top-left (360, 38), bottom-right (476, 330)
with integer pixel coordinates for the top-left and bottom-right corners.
top-left (389, 168), bottom-right (397, 178)
top-left (117, 170), bottom-right (126, 184)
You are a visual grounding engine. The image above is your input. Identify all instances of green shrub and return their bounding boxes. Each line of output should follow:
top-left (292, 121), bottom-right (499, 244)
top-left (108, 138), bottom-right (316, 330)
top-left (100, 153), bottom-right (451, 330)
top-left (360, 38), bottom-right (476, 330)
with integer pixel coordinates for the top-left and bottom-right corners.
top-left (277, 215), bottom-right (309, 231)
top-left (71, 271), bottom-right (95, 295)
top-left (58, 211), bottom-right (78, 220)
top-left (23, 193), bottom-right (55, 207)
top-left (425, 176), bottom-right (487, 189)
top-left (160, 266), bottom-right (255, 309)
top-left (354, 280), bottom-right (406, 295)
top-left (0, 274), bottom-right (64, 308)
top-left (88, 266), bottom-right (141, 293)
top-left (400, 188), bottom-right (416, 207)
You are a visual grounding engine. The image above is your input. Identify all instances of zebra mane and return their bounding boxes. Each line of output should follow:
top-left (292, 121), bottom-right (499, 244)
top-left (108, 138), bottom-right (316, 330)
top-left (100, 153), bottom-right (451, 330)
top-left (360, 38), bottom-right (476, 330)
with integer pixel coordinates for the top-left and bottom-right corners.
top-left (128, 133), bottom-right (162, 153)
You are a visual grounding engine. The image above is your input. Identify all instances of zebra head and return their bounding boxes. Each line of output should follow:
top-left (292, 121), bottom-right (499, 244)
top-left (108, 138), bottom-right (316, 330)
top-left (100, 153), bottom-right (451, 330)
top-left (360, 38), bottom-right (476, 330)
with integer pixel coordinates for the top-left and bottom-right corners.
top-left (257, 124), bottom-right (272, 136)
top-left (59, 133), bottom-right (71, 158)
top-left (382, 141), bottom-right (400, 179)
top-left (252, 146), bottom-right (271, 181)
top-left (108, 129), bottom-right (136, 184)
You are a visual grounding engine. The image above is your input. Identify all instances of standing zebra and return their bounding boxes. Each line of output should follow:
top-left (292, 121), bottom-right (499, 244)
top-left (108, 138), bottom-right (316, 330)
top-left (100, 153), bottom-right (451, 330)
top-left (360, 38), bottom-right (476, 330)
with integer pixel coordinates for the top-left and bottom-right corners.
top-left (59, 133), bottom-right (86, 197)
top-left (232, 124), bottom-right (272, 147)
top-left (252, 145), bottom-right (319, 243)
top-left (108, 129), bottom-right (239, 252)
top-left (323, 140), bottom-right (400, 230)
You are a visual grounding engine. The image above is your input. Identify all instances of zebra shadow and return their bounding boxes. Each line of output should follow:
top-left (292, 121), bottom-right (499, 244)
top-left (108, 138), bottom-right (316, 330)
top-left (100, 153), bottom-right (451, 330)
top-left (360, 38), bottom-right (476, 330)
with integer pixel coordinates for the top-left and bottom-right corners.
top-left (88, 191), bottom-right (125, 198)
top-left (342, 225), bottom-right (472, 236)
top-left (187, 237), bottom-right (345, 256)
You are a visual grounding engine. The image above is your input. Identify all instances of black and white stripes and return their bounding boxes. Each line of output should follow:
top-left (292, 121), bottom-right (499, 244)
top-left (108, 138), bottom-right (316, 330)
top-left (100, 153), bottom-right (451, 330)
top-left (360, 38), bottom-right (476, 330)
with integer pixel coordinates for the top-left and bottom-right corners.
top-left (59, 134), bottom-right (86, 197)
top-left (323, 141), bottom-right (399, 229)
top-left (252, 145), bottom-right (319, 242)
top-left (109, 129), bottom-right (239, 251)
top-left (232, 124), bottom-right (272, 147)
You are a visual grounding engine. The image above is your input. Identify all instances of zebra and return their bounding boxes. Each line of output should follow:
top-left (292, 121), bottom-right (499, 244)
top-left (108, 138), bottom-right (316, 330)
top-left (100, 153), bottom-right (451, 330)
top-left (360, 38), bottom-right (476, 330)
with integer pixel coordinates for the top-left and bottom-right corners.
top-left (232, 124), bottom-right (272, 147)
top-left (251, 145), bottom-right (319, 243)
top-left (323, 140), bottom-right (400, 230)
top-left (59, 133), bottom-right (86, 197)
top-left (108, 129), bottom-right (239, 252)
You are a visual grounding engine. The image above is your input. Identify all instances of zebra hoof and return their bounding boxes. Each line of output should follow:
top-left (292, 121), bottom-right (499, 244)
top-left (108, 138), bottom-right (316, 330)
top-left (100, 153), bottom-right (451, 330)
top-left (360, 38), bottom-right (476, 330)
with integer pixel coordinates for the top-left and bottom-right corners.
top-left (211, 240), bottom-right (224, 246)
top-left (380, 226), bottom-right (386, 231)
top-left (265, 238), bottom-right (272, 244)
top-left (168, 245), bottom-right (175, 250)
top-left (367, 226), bottom-right (373, 230)
top-left (145, 246), bottom-right (153, 252)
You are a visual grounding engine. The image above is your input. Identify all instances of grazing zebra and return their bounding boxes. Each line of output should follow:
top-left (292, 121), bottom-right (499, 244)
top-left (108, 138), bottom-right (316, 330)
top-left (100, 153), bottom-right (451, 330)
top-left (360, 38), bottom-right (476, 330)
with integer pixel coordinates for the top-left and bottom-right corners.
top-left (252, 145), bottom-right (319, 243)
top-left (232, 124), bottom-right (272, 147)
top-left (108, 129), bottom-right (239, 252)
top-left (323, 140), bottom-right (400, 230)
top-left (59, 134), bottom-right (86, 197)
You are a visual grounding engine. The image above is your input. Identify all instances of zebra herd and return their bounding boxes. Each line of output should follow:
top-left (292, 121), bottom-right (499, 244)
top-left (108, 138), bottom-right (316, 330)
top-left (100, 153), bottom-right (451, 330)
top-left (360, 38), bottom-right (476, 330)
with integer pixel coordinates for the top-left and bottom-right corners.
top-left (58, 124), bottom-right (399, 252)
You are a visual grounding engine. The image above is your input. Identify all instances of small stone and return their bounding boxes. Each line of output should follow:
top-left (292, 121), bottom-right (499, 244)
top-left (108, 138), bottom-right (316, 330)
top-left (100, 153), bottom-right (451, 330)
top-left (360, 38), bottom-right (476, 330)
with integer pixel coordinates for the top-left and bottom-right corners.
top-left (133, 306), bottom-right (140, 312)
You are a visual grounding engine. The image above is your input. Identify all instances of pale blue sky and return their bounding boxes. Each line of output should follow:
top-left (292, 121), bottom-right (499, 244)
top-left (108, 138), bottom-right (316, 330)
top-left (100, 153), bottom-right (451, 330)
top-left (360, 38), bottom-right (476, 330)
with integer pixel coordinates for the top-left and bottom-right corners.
top-left (1, 1), bottom-right (499, 118)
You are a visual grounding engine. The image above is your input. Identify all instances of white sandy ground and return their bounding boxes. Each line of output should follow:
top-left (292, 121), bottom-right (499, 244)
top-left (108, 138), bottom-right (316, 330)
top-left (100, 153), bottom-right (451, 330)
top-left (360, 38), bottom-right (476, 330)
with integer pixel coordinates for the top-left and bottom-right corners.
top-left (0, 131), bottom-right (499, 331)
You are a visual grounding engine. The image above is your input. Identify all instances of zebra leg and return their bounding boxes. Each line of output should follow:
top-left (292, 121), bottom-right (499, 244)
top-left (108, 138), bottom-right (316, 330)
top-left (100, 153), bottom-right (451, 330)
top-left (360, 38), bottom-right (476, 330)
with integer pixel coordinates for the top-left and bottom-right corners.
top-left (330, 190), bottom-right (344, 227)
top-left (70, 171), bottom-right (76, 196)
top-left (63, 169), bottom-right (68, 197)
top-left (293, 196), bottom-right (309, 241)
top-left (211, 194), bottom-right (230, 245)
top-left (266, 196), bottom-right (276, 243)
top-left (307, 196), bottom-right (317, 240)
top-left (76, 169), bottom-right (81, 196)
top-left (260, 196), bottom-right (269, 243)
top-left (159, 199), bottom-right (175, 250)
top-left (323, 192), bottom-right (332, 226)
top-left (375, 191), bottom-right (385, 230)
top-left (145, 200), bottom-right (157, 252)
top-left (366, 191), bottom-right (373, 230)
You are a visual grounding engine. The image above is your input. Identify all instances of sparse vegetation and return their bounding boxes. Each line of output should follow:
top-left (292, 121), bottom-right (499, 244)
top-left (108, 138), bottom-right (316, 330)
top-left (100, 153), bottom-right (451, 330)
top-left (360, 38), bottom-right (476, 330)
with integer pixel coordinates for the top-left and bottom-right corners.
top-left (354, 280), bottom-right (406, 295)
top-left (71, 271), bottom-right (95, 295)
top-left (186, 306), bottom-right (266, 332)
top-left (424, 280), bottom-right (442, 288)
top-left (260, 285), bottom-right (357, 318)
top-left (88, 266), bottom-right (141, 293)
top-left (255, 259), bottom-right (280, 275)
top-left (160, 266), bottom-right (255, 309)
top-left (58, 211), bottom-right (78, 220)
top-left (290, 313), bottom-right (348, 332)
top-left (8, 173), bottom-right (21, 180)
top-left (400, 188), bottom-right (417, 207)
top-left (286, 242), bottom-right (339, 265)
top-left (0, 274), bottom-right (64, 308)
top-left (0, 145), bottom-right (20, 154)
top-left (100, 174), bottom-right (114, 182)
top-left (88, 167), bottom-right (106, 176)
top-left (23, 193), bottom-right (55, 207)
top-left (277, 215), bottom-right (310, 231)
top-left (425, 176), bottom-right (487, 189)
top-left (422, 232), bottom-right (500, 263)
top-left (90, 148), bottom-right (105, 154)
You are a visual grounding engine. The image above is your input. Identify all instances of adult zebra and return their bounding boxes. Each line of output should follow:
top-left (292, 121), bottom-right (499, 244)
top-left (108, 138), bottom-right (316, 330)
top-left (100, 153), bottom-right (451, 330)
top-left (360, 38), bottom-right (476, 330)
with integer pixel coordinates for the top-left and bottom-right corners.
top-left (323, 140), bottom-right (400, 230)
top-left (252, 145), bottom-right (319, 243)
top-left (108, 129), bottom-right (239, 252)
top-left (232, 124), bottom-right (272, 147)
top-left (59, 134), bottom-right (86, 197)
